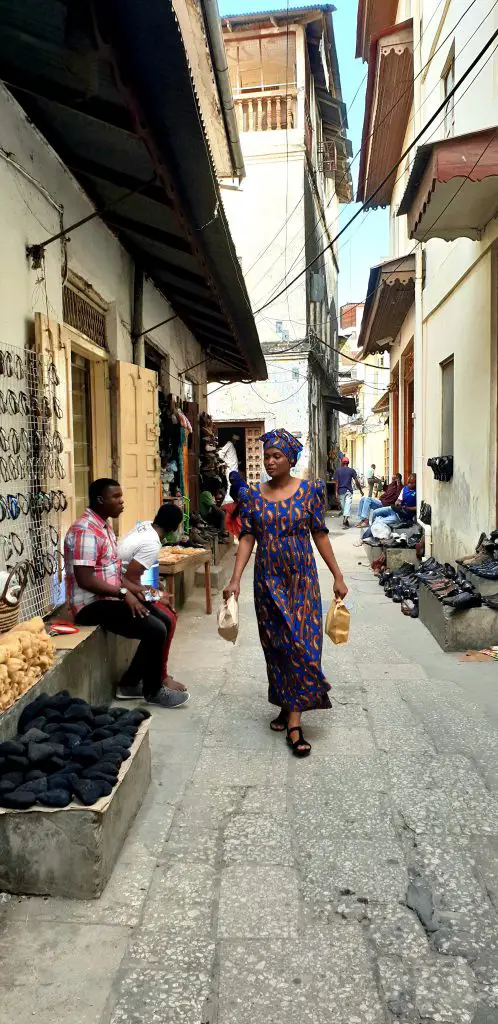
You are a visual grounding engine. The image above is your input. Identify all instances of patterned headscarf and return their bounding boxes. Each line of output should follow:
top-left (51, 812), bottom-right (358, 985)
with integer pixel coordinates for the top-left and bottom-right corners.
top-left (259, 428), bottom-right (303, 468)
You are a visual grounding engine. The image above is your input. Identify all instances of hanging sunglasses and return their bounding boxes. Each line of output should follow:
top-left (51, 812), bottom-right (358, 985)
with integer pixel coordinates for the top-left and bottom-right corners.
top-left (17, 493), bottom-right (29, 515)
top-left (7, 455), bottom-right (18, 481)
top-left (18, 392), bottom-right (30, 417)
top-left (14, 355), bottom-right (24, 381)
top-left (53, 396), bottom-right (63, 420)
top-left (20, 428), bottom-right (30, 454)
top-left (6, 389), bottom-right (18, 415)
top-left (0, 392), bottom-right (6, 417)
top-left (15, 456), bottom-right (26, 481)
top-left (58, 490), bottom-right (67, 512)
top-left (41, 395), bottom-right (52, 420)
top-left (52, 431), bottom-right (63, 454)
top-left (47, 362), bottom-right (60, 387)
top-left (10, 533), bottom-right (24, 558)
top-left (0, 428), bottom-right (8, 454)
top-left (51, 489), bottom-right (60, 512)
top-left (0, 458), bottom-right (8, 484)
top-left (9, 428), bottom-right (20, 455)
top-left (4, 352), bottom-right (13, 378)
top-left (6, 494), bottom-right (20, 520)
top-left (31, 396), bottom-right (41, 418)
top-left (49, 524), bottom-right (59, 549)
top-left (0, 536), bottom-right (13, 562)
top-left (55, 456), bottom-right (65, 480)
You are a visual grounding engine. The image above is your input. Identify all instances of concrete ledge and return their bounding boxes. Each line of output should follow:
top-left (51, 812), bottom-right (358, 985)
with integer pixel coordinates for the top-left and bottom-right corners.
top-left (363, 543), bottom-right (382, 565)
top-left (419, 585), bottom-right (498, 652)
top-left (460, 566), bottom-right (498, 598)
top-left (0, 720), bottom-right (151, 899)
top-left (196, 562), bottom-right (229, 594)
top-left (0, 628), bottom-right (138, 743)
top-left (385, 548), bottom-right (419, 571)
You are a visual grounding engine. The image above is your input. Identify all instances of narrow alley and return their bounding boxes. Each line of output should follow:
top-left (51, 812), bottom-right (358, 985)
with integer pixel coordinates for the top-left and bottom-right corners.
top-left (2, 516), bottom-right (498, 1024)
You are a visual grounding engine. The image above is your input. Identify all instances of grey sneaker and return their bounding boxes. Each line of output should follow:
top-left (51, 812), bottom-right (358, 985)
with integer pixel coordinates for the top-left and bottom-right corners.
top-left (115, 683), bottom-right (143, 701)
top-left (146, 686), bottom-right (190, 709)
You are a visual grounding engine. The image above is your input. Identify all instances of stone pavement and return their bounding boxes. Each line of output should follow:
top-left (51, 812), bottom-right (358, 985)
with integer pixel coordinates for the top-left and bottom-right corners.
top-left (2, 516), bottom-right (498, 1023)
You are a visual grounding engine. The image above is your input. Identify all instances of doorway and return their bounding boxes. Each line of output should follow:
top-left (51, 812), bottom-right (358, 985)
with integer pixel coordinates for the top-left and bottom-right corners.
top-left (214, 420), bottom-right (265, 486)
top-left (403, 342), bottom-right (414, 476)
top-left (71, 352), bottom-right (93, 518)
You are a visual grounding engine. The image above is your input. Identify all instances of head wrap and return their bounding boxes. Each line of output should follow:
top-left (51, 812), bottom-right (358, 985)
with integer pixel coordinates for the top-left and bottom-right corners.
top-left (259, 428), bottom-right (303, 468)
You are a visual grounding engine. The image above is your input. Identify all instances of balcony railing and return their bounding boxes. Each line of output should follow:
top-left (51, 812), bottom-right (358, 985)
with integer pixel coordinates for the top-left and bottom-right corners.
top-left (234, 90), bottom-right (297, 133)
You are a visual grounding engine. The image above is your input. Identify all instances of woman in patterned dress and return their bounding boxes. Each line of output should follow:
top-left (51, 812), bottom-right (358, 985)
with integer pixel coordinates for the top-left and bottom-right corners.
top-left (223, 428), bottom-right (348, 758)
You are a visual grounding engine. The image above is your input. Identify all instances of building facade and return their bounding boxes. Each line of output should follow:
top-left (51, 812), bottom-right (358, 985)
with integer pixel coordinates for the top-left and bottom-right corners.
top-left (209, 6), bottom-right (353, 485)
top-left (338, 303), bottom-right (390, 482)
top-left (0, 0), bottom-right (263, 621)
top-left (356, 0), bottom-right (498, 563)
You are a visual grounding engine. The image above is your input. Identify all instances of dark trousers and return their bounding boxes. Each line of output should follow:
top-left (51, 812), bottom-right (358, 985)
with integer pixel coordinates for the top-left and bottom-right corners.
top-left (75, 600), bottom-right (171, 698)
top-left (206, 506), bottom-right (225, 530)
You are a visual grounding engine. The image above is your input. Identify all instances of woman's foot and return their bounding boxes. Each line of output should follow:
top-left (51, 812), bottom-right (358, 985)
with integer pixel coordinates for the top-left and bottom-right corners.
top-left (286, 726), bottom-right (311, 758)
top-left (270, 708), bottom-right (288, 732)
top-left (163, 675), bottom-right (188, 692)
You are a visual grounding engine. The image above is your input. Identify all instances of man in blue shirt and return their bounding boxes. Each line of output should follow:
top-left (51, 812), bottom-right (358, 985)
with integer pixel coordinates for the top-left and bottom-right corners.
top-left (368, 474), bottom-right (417, 532)
top-left (333, 457), bottom-right (364, 529)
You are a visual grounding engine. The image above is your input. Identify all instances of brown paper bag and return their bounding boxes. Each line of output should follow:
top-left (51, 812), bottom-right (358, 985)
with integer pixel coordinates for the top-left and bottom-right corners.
top-left (325, 598), bottom-right (350, 645)
top-left (217, 594), bottom-right (239, 643)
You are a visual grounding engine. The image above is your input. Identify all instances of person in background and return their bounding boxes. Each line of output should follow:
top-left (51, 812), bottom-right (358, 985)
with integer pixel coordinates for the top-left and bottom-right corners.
top-left (219, 434), bottom-right (240, 498)
top-left (223, 470), bottom-right (247, 541)
top-left (357, 472), bottom-right (402, 527)
top-left (64, 479), bottom-right (189, 709)
top-left (223, 428), bottom-right (348, 759)
top-left (364, 473), bottom-right (417, 536)
top-left (333, 456), bottom-right (364, 529)
top-left (367, 464), bottom-right (380, 497)
top-left (118, 503), bottom-right (188, 693)
top-left (199, 480), bottom-right (227, 535)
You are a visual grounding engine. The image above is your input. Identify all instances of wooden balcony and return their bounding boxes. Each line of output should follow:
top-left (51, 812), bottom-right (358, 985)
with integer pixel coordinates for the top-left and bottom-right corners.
top-left (234, 90), bottom-right (297, 133)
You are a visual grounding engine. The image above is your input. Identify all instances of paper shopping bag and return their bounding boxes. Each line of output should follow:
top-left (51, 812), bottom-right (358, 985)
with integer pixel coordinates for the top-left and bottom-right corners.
top-left (217, 594), bottom-right (239, 643)
top-left (325, 598), bottom-right (350, 645)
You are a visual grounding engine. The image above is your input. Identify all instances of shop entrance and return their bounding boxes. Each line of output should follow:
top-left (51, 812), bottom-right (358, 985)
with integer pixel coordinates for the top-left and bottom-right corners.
top-left (214, 420), bottom-right (264, 486)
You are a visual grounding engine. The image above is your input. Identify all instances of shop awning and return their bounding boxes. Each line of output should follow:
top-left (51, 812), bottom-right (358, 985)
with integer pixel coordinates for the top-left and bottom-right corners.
top-left (323, 387), bottom-right (357, 417)
top-left (358, 255), bottom-right (415, 357)
top-left (356, 0), bottom-right (399, 62)
top-left (398, 127), bottom-right (498, 241)
top-left (339, 380), bottom-right (361, 397)
top-left (372, 390), bottom-right (390, 414)
top-left (0, 0), bottom-right (266, 382)
top-left (357, 20), bottom-right (413, 208)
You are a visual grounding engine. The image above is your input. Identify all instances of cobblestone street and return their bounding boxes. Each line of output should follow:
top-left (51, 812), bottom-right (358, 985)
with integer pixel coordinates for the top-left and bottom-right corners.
top-left (3, 517), bottom-right (498, 1023)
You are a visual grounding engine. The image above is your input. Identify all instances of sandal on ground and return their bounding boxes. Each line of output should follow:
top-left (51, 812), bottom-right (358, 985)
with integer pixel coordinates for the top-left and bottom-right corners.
top-left (270, 709), bottom-right (288, 732)
top-left (286, 726), bottom-right (311, 758)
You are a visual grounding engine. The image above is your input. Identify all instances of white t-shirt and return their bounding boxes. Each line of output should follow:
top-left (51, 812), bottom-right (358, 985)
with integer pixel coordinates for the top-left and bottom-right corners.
top-left (118, 521), bottom-right (161, 571)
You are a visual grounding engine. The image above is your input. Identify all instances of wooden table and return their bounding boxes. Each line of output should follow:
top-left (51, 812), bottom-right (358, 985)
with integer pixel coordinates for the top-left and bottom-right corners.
top-left (157, 548), bottom-right (212, 615)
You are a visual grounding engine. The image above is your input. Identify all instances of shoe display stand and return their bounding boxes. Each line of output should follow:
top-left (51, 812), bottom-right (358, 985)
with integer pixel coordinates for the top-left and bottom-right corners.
top-left (420, 586), bottom-right (498, 652)
top-left (0, 720), bottom-right (151, 899)
top-left (460, 566), bottom-right (498, 598)
top-left (385, 548), bottom-right (419, 571)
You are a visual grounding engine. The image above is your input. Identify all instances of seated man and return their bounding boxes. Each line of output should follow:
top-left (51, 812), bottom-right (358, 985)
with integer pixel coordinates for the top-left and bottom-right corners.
top-left (199, 480), bottom-right (227, 535)
top-left (357, 473), bottom-right (402, 526)
top-left (362, 474), bottom-right (417, 539)
top-left (64, 478), bottom-right (189, 709)
top-left (118, 503), bottom-right (187, 693)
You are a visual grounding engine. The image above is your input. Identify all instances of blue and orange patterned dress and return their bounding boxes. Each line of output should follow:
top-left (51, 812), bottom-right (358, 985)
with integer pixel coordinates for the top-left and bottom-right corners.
top-left (239, 479), bottom-right (331, 712)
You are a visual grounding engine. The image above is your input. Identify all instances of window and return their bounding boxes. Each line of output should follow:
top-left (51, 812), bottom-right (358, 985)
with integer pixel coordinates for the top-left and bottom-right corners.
top-left (441, 356), bottom-right (454, 455)
top-left (292, 367), bottom-right (300, 380)
top-left (226, 34), bottom-right (296, 94)
top-left (442, 47), bottom-right (455, 138)
top-left (71, 352), bottom-right (93, 518)
top-left (63, 284), bottom-right (107, 349)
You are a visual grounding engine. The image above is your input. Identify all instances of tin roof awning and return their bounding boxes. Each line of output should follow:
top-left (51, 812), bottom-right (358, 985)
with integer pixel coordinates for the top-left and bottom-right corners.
top-left (323, 386), bottom-right (357, 416)
top-left (398, 127), bottom-right (498, 242)
top-left (358, 255), bottom-right (415, 357)
top-left (372, 389), bottom-right (390, 414)
top-left (0, 0), bottom-right (266, 382)
top-left (339, 380), bottom-right (361, 397)
top-left (357, 20), bottom-right (413, 208)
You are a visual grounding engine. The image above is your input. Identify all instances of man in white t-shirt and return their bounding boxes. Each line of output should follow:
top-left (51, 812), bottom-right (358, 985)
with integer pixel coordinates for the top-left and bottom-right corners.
top-left (118, 503), bottom-right (188, 695)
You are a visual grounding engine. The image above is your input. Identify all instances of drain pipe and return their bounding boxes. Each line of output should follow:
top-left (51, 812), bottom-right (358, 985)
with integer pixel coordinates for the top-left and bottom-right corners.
top-left (412, 0), bottom-right (427, 551)
top-left (202, 0), bottom-right (246, 181)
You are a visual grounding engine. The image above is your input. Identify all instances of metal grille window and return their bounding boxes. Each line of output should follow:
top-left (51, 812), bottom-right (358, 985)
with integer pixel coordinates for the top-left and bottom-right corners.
top-left (63, 286), bottom-right (106, 349)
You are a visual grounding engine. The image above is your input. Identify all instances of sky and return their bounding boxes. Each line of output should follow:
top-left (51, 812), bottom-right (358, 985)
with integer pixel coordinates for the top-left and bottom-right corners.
top-left (217, 0), bottom-right (389, 308)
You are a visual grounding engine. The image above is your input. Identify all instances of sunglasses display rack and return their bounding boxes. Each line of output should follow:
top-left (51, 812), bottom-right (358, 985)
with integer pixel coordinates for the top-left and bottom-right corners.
top-left (0, 343), bottom-right (67, 621)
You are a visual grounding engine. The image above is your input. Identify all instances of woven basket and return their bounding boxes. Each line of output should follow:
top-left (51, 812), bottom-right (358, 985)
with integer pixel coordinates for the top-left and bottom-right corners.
top-left (0, 563), bottom-right (28, 634)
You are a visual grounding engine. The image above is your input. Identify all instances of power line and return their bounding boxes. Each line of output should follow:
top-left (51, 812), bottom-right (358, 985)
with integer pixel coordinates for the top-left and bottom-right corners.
top-left (253, 0), bottom-right (488, 312)
top-left (253, 24), bottom-right (498, 316)
top-left (249, 377), bottom-right (309, 405)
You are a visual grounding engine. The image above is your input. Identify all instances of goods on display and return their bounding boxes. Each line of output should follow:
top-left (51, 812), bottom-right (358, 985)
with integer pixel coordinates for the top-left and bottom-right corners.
top-left (0, 617), bottom-right (55, 711)
top-left (0, 691), bottom-right (150, 809)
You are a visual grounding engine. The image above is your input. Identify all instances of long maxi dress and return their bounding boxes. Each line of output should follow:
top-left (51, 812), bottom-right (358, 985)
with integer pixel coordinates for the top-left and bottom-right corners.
top-left (239, 480), bottom-right (331, 711)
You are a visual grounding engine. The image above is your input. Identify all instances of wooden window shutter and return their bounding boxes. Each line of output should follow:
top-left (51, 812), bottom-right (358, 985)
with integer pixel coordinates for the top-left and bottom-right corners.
top-left (90, 360), bottom-right (112, 480)
top-left (114, 361), bottom-right (161, 536)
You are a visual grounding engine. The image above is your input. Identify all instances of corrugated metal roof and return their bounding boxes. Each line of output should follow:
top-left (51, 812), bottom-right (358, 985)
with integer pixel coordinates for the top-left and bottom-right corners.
top-left (223, 5), bottom-right (335, 19)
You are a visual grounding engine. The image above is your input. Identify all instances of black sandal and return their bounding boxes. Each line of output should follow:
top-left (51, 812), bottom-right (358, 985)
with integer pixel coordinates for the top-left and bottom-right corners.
top-left (270, 709), bottom-right (288, 732)
top-left (286, 726), bottom-right (311, 758)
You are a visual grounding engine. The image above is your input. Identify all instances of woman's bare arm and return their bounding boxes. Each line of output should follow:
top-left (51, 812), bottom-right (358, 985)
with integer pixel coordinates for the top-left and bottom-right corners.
top-left (313, 532), bottom-right (348, 599)
top-left (223, 535), bottom-right (255, 600)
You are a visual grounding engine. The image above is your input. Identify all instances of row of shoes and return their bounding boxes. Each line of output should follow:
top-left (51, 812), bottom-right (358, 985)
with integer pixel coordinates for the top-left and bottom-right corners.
top-left (427, 456), bottom-right (453, 481)
top-left (456, 530), bottom-right (498, 579)
top-left (378, 562), bottom-right (420, 618)
top-left (418, 559), bottom-right (481, 610)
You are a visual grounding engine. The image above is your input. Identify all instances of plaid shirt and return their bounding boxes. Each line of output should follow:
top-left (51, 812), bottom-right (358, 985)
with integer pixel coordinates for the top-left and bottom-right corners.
top-left (64, 508), bottom-right (121, 614)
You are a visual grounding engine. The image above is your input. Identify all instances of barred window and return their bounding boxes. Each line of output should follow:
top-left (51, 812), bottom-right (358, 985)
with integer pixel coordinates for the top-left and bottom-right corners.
top-left (63, 285), bottom-right (107, 349)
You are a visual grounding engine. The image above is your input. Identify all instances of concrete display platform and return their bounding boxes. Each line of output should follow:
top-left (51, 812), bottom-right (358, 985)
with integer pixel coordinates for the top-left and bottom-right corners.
top-left (385, 547), bottom-right (419, 571)
top-left (419, 585), bottom-right (498, 652)
top-left (460, 565), bottom-right (498, 598)
top-left (363, 543), bottom-right (382, 564)
top-left (0, 720), bottom-right (151, 899)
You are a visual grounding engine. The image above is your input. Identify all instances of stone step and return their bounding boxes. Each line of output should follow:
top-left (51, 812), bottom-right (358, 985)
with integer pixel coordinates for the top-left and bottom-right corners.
top-left (195, 561), bottom-right (230, 594)
top-left (419, 584), bottom-right (498, 652)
